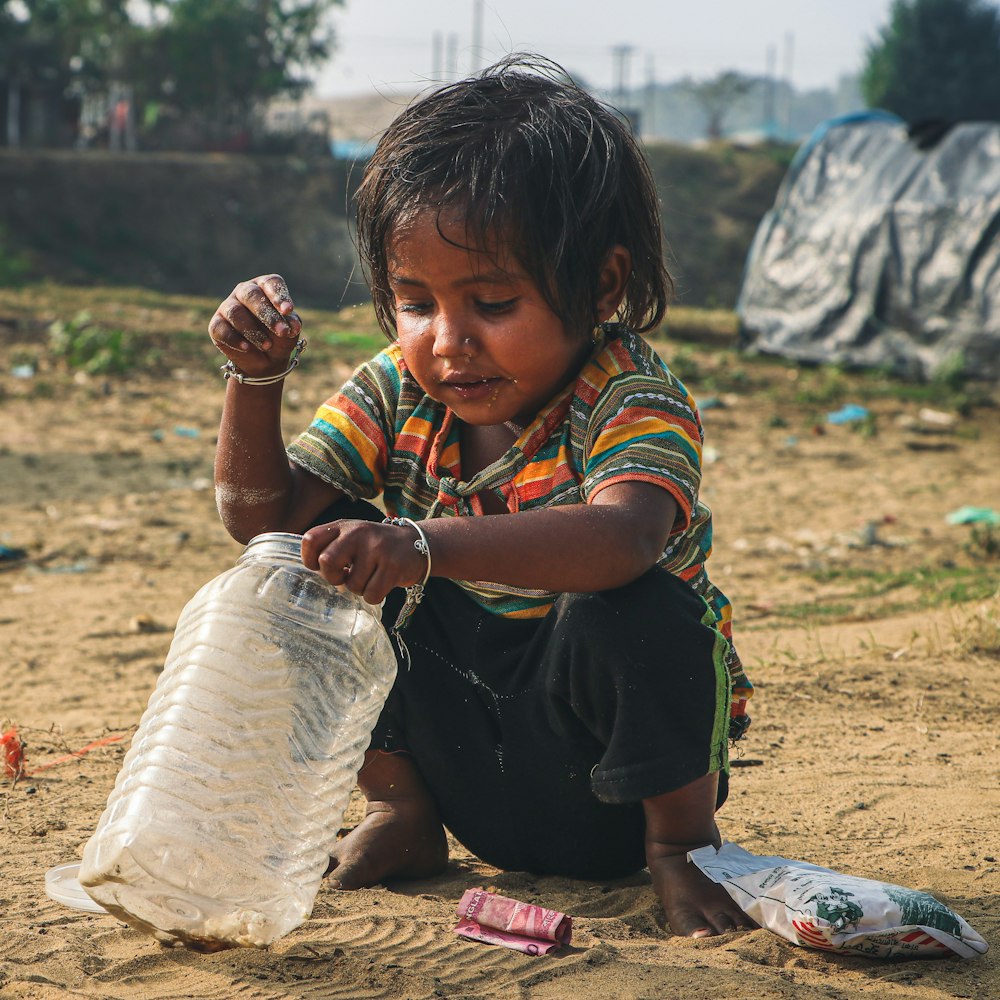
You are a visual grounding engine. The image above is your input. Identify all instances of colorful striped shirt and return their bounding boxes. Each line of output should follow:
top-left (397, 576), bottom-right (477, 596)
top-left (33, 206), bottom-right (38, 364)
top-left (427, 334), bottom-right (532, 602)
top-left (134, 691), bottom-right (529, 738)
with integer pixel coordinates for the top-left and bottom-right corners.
top-left (288, 325), bottom-right (752, 730)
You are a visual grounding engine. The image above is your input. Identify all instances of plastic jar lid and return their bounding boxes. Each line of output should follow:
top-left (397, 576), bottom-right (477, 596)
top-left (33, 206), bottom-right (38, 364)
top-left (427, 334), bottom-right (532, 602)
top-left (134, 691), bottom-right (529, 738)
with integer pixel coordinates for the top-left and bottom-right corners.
top-left (45, 863), bottom-right (107, 913)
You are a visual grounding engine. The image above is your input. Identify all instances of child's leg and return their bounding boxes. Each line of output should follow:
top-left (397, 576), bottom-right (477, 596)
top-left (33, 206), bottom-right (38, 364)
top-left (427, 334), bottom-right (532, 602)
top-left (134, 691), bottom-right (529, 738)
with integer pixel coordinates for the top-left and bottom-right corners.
top-left (643, 772), bottom-right (754, 937)
top-left (326, 749), bottom-right (448, 889)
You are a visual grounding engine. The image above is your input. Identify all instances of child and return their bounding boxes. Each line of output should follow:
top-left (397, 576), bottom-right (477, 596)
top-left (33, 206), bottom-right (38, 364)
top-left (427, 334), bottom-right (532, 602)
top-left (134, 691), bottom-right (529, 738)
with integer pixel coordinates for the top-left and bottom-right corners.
top-left (208, 56), bottom-right (754, 938)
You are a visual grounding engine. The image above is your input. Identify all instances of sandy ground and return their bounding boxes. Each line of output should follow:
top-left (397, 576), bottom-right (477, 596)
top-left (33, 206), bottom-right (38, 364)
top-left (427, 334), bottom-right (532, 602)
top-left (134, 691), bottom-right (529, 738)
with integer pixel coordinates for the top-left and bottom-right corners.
top-left (2, 329), bottom-right (999, 1000)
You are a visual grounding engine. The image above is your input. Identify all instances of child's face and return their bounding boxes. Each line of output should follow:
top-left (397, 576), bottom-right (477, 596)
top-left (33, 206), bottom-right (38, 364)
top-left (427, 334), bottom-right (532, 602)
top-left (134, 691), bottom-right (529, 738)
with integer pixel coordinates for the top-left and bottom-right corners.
top-left (387, 208), bottom-right (589, 428)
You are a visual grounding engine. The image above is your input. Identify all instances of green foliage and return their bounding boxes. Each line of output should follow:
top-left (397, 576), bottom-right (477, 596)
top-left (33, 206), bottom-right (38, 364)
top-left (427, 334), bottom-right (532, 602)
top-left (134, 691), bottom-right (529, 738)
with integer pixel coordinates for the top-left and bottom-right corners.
top-left (787, 563), bottom-right (1000, 623)
top-left (965, 525), bottom-right (1000, 561)
top-left (48, 311), bottom-right (138, 374)
top-left (862, 0), bottom-right (1000, 123)
top-left (0, 0), bottom-right (134, 96)
top-left (139, 0), bottom-right (341, 131)
top-left (1, 0), bottom-right (343, 145)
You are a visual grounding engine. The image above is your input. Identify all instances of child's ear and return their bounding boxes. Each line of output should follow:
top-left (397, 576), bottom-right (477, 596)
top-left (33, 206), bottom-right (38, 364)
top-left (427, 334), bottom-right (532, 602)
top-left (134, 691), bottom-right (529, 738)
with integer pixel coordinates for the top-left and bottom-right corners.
top-left (595, 245), bottom-right (632, 323)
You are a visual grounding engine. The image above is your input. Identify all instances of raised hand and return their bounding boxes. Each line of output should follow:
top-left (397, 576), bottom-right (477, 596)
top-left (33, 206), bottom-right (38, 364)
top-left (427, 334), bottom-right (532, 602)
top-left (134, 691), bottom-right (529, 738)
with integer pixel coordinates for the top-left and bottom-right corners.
top-left (208, 273), bottom-right (303, 379)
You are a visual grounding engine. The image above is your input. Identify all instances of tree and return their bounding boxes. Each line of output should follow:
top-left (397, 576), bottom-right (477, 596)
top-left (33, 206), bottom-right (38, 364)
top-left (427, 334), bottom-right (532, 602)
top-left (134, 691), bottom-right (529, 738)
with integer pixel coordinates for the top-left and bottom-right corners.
top-left (862, 0), bottom-right (1000, 123)
top-left (684, 71), bottom-right (755, 140)
top-left (139, 0), bottom-right (341, 143)
top-left (0, 0), bottom-right (342, 148)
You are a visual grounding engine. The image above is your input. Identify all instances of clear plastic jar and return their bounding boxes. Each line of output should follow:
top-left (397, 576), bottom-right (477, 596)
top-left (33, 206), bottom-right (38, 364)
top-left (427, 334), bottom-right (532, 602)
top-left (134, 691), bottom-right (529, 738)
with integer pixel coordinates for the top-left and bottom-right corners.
top-left (79, 532), bottom-right (397, 949)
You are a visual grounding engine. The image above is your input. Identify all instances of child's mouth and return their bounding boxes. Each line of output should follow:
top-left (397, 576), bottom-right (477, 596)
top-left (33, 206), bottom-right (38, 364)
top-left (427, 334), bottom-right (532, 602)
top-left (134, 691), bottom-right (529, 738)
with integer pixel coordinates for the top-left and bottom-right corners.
top-left (440, 375), bottom-right (504, 401)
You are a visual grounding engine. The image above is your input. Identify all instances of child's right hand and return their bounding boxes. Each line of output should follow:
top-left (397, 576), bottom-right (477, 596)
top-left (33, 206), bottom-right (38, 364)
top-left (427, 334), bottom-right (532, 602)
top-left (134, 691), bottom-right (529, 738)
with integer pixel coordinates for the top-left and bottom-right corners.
top-left (208, 274), bottom-right (303, 379)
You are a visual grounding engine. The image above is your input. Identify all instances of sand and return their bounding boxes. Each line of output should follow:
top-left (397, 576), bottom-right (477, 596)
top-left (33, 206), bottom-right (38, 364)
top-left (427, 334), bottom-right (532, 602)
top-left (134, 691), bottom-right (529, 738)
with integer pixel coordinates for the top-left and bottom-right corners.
top-left (2, 341), bottom-right (998, 1000)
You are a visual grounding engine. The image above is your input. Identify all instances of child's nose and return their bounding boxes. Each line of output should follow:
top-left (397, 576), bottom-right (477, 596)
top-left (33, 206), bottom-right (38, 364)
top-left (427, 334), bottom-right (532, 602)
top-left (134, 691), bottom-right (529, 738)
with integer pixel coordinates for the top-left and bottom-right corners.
top-left (431, 313), bottom-right (475, 359)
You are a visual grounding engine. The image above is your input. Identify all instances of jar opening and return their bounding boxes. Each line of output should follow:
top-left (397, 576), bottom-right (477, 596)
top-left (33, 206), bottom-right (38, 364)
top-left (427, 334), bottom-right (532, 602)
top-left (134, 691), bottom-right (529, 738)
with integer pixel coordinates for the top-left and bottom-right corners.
top-left (237, 532), bottom-right (305, 565)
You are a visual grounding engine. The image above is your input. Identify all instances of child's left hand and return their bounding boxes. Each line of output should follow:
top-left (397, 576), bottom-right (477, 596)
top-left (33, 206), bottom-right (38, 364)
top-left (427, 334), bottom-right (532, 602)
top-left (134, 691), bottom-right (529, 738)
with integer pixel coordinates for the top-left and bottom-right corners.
top-left (301, 519), bottom-right (428, 604)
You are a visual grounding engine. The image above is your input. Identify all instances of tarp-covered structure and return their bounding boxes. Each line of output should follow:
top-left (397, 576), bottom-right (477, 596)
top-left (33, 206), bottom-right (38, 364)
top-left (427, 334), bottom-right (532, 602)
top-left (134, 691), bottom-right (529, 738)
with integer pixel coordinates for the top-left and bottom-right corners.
top-left (737, 114), bottom-right (1000, 379)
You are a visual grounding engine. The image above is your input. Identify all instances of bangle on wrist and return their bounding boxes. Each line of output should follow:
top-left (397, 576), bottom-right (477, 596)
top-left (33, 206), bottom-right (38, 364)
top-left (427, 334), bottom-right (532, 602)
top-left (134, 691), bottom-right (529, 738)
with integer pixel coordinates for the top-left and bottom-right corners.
top-left (221, 337), bottom-right (307, 385)
top-left (382, 516), bottom-right (432, 641)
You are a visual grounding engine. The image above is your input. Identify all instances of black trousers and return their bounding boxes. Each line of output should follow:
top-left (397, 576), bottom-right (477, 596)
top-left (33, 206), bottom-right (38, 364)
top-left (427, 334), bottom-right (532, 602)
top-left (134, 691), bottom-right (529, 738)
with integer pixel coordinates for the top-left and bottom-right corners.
top-left (315, 500), bottom-right (731, 880)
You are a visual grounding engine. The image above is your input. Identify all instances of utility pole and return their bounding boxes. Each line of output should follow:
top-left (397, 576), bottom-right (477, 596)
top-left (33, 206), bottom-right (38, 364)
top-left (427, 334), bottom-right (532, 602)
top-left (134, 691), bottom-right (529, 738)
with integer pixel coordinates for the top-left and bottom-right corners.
top-left (432, 32), bottom-right (443, 82)
top-left (471, 0), bottom-right (484, 73)
top-left (643, 53), bottom-right (656, 140)
top-left (782, 32), bottom-right (795, 138)
top-left (764, 43), bottom-right (776, 139)
top-left (611, 44), bottom-right (634, 107)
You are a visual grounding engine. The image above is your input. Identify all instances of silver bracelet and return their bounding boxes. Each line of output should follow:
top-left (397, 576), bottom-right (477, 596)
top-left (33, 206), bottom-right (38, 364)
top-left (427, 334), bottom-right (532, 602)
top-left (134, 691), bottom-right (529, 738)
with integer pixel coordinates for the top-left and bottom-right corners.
top-left (383, 516), bottom-right (432, 587)
top-left (221, 338), bottom-right (307, 385)
top-left (382, 516), bottom-right (432, 643)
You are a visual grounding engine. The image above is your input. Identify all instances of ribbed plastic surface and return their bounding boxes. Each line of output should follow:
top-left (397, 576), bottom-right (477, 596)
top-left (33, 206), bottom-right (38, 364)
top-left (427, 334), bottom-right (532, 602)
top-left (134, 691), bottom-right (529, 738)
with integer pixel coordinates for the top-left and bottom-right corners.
top-left (79, 533), bottom-right (397, 949)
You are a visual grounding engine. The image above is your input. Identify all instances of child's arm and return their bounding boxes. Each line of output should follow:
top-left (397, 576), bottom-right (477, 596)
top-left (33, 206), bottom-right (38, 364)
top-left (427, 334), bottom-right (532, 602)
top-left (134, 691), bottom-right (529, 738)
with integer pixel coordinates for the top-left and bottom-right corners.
top-left (209, 275), bottom-right (343, 542)
top-left (301, 481), bottom-right (677, 603)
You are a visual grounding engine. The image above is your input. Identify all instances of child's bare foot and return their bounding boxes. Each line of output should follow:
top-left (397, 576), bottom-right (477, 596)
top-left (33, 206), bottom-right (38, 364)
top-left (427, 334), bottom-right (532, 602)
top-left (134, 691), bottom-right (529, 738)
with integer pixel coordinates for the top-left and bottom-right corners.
top-left (647, 850), bottom-right (754, 937)
top-left (326, 751), bottom-right (448, 889)
top-left (643, 772), bottom-right (756, 938)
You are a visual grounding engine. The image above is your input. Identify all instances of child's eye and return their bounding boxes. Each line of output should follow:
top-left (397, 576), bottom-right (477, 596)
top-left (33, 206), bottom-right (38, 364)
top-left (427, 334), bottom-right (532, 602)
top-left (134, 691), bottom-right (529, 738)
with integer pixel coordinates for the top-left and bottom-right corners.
top-left (477, 298), bottom-right (519, 315)
top-left (397, 301), bottom-right (431, 315)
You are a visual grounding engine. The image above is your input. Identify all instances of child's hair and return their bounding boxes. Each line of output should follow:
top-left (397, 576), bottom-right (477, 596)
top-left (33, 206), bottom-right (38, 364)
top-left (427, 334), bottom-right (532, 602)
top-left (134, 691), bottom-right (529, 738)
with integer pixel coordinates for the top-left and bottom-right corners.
top-left (355, 54), bottom-right (672, 340)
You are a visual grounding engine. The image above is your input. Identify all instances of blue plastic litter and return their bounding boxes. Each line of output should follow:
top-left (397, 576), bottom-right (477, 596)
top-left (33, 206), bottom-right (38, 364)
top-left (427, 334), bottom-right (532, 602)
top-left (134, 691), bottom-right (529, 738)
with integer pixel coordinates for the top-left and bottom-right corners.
top-left (945, 506), bottom-right (1000, 526)
top-left (826, 404), bottom-right (871, 425)
top-left (173, 426), bottom-right (201, 439)
top-left (0, 543), bottom-right (28, 564)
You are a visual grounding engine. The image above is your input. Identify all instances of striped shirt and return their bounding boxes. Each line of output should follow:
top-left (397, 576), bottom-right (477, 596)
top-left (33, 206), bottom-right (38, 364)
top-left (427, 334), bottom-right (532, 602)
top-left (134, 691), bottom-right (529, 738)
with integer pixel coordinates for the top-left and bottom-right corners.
top-left (289, 325), bottom-right (752, 727)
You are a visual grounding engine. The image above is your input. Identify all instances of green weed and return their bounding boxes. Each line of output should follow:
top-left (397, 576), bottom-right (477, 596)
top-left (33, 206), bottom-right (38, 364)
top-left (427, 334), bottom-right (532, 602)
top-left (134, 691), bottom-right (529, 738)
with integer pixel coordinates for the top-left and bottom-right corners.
top-left (805, 564), bottom-right (998, 613)
top-left (965, 525), bottom-right (1000, 561)
top-left (48, 312), bottom-right (138, 375)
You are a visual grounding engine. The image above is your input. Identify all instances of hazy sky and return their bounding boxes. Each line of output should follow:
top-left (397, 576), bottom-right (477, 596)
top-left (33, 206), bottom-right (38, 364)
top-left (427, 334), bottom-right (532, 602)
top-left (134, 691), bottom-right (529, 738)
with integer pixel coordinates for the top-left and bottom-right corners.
top-left (314, 0), bottom-right (899, 97)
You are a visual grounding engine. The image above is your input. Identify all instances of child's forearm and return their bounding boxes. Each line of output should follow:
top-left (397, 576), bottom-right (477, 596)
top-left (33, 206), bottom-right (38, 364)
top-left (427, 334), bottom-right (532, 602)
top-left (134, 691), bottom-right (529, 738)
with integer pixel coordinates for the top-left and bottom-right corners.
top-left (422, 482), bottom-right (677, 593)
top-left (214, 380), bottom-right (297, 542)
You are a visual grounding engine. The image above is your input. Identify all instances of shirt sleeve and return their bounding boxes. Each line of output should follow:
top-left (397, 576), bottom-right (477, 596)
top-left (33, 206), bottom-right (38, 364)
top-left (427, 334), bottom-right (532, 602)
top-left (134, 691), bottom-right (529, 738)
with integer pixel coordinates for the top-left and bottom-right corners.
top-left (581, 367), bottom-right (703, 534)
top-left (286, 346), bottom-right (403, 500)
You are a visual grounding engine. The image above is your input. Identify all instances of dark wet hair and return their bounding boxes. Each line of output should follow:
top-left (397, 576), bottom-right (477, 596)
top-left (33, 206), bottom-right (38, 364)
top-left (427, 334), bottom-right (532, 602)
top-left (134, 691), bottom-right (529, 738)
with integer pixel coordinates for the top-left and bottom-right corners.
top-left (354, 54), bottom-right (672, 340)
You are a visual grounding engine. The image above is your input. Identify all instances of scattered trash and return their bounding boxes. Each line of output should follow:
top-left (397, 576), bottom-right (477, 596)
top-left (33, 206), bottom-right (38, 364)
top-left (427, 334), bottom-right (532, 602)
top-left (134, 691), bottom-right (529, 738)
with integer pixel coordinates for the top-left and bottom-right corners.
top-left (2, 727), bottom-right (25, 780)
top-left (703, 446), bottom-right (720, 464)
top-left (858, 521), bottom-right (881, 547)
top-left (454, 888), bottom-right (572, 955)
top-left (0, 543), bottom-right (28, 569)
top-left (173, 426), bottom-right (200, 439)
top-left (689, 843), bottom-right (988, 960)
top-left (25, 733), bottom-right (128, 776)
top-left (946, 506), bottom-right (1000, 526)
top-left (150, 429), bottom-right (165, 442)
top-left (826, 404), bottom-right (871, 425)
top-left (784, 435), bottom-right (799, 447)
top-left (35, 559), bottom-right (95, 575)
top-left (699, 396), bottom-right (723, 410)
top-left (11, 364), bottom-right (35, 379)
top-left (918, 407), bottom-right (957, 428)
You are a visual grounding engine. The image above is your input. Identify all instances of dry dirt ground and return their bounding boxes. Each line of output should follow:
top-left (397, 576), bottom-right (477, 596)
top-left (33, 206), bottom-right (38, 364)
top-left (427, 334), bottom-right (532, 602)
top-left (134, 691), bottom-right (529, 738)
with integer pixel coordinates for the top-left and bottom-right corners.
top-left (1, 309), bottom-right (998, 1000)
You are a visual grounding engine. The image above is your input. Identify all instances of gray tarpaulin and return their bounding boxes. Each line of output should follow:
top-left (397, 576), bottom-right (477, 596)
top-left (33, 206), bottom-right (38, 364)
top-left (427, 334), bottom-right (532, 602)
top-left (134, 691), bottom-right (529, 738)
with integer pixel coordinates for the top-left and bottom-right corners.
top-left (737, 114), bottom-right (1000, 379)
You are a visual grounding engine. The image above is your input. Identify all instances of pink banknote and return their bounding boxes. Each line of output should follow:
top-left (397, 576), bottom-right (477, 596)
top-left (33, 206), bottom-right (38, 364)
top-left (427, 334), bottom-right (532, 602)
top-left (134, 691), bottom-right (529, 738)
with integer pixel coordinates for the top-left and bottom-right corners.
top-left (454, 888), bottom-right (572, 955)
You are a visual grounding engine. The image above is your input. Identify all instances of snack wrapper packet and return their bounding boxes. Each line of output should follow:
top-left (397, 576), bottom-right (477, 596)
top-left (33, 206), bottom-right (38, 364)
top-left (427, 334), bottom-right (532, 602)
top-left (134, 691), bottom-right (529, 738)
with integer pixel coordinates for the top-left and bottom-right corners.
top-left (688, 843), bottom-right (987, 959)
top-left (454, 888), bottom-right (572, 955)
